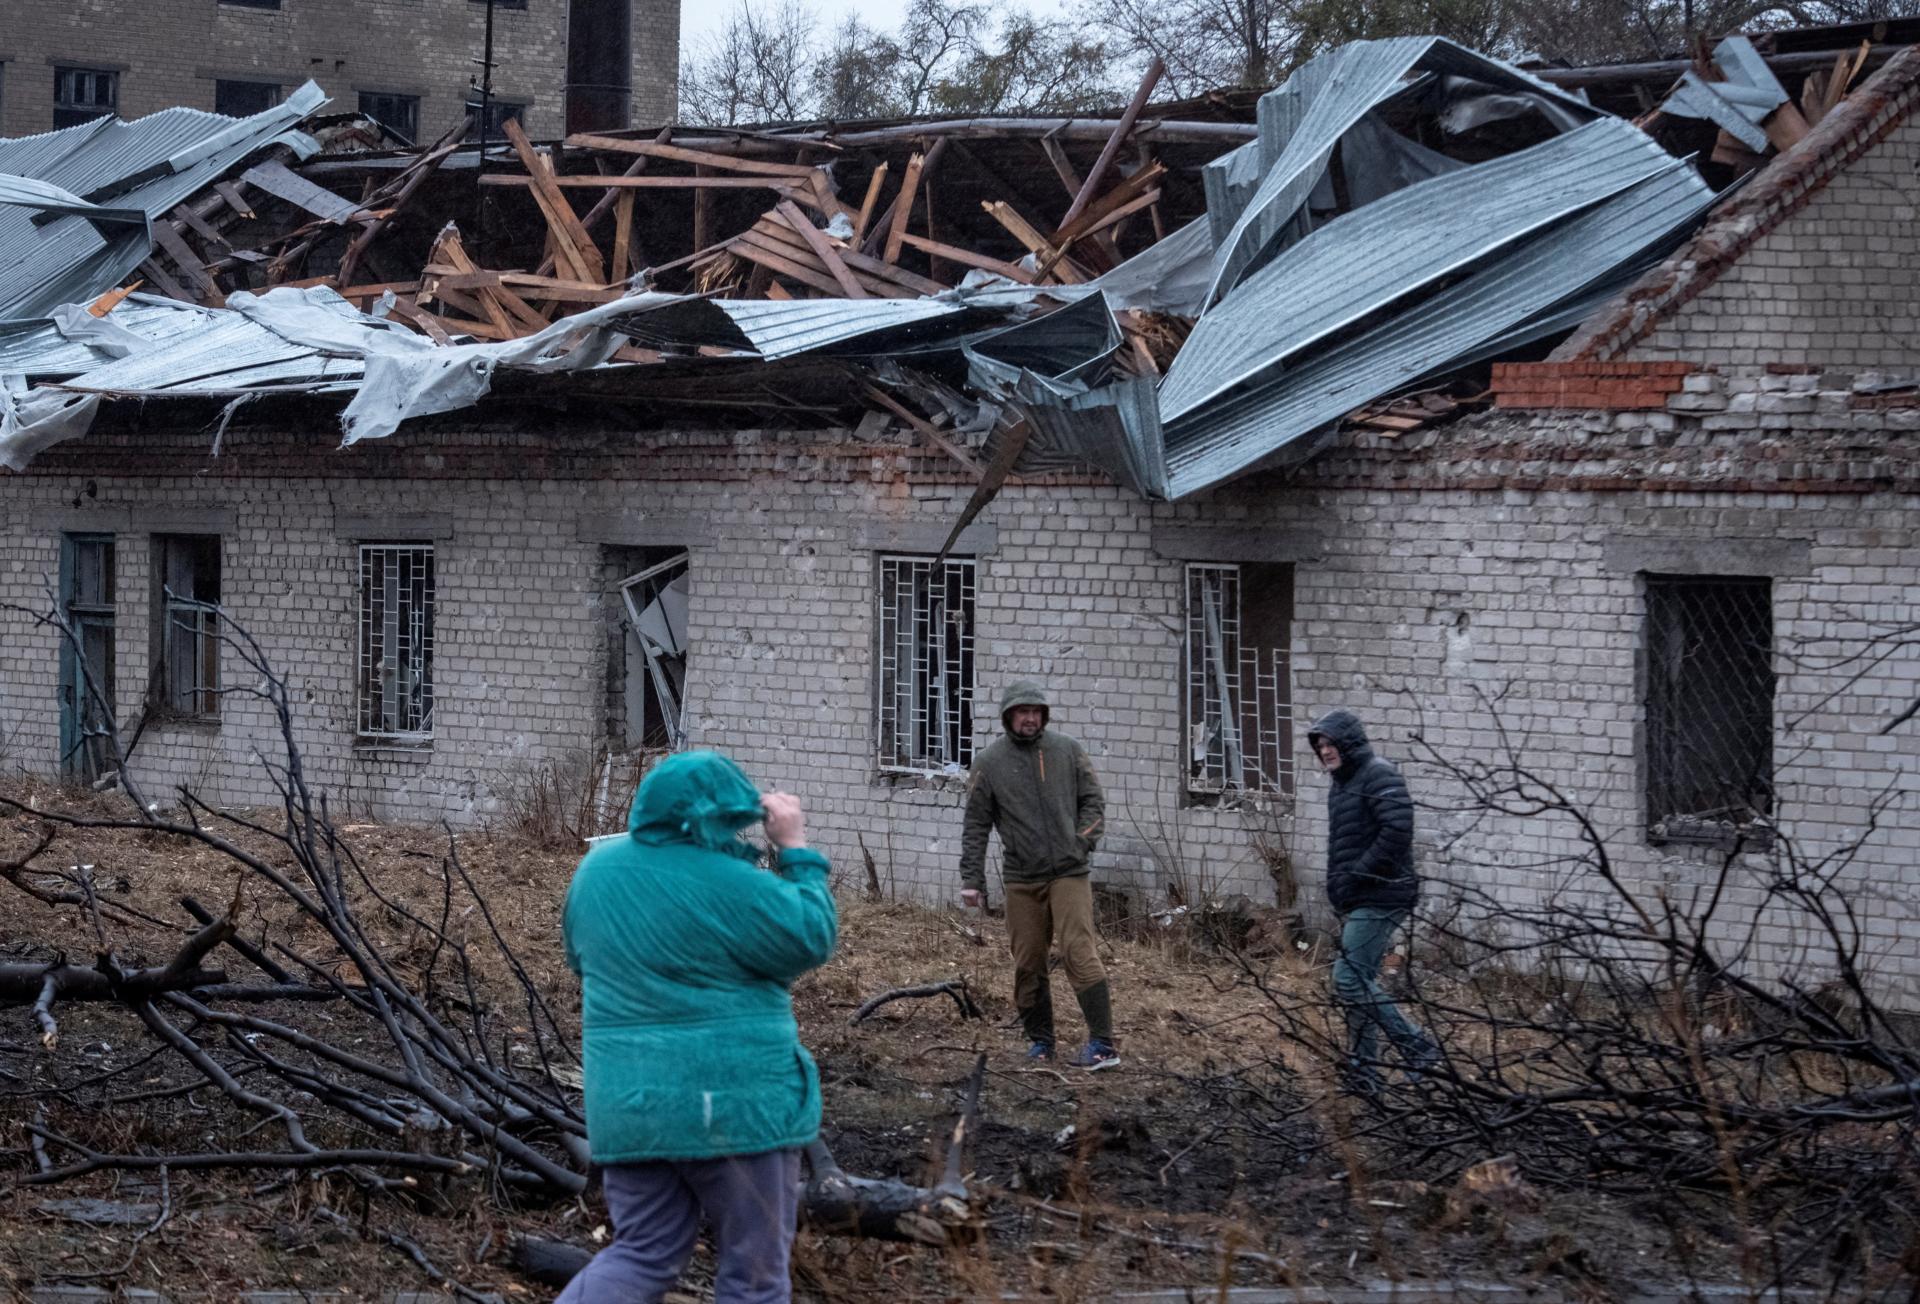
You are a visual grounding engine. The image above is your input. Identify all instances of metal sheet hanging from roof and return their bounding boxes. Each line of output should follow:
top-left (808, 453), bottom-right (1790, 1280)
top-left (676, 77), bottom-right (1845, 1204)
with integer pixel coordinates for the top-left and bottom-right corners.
top-left (1161, 115), bottom-right (1682, 423)
top-left (1161, 164), bottom-right (1717, 497)
top-left (1200, 37), bottom-right (1599, 309)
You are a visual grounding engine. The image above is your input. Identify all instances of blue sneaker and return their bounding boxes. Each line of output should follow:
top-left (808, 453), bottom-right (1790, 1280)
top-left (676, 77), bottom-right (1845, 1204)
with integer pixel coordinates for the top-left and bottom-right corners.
top-left (1026, 1040), bottom-right (1056, 1061)
top-left (1069, 1039), bottom-right (1121, 1072)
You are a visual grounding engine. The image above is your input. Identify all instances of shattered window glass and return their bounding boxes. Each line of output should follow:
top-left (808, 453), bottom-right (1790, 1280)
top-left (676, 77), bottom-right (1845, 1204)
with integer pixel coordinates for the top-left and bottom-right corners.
top-left (1184, 562), bottom-right (1295, 801)
top-left (876, 555), bottom-right (975, 775)
top-left (358, 544), bottom-right (435, 741)
top-left (616, 552), bottom-right (690, 751)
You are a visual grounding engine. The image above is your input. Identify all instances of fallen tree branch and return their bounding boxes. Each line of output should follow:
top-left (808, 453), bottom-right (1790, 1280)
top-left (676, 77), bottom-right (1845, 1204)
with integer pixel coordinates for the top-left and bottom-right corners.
top-left (849, 978), bottom-right (983, 1026)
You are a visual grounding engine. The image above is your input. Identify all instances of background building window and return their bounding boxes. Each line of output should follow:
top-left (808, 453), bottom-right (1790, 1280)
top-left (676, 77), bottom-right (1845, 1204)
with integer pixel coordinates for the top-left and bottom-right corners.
top-left (54, 67), bottom-right (118, 128)
top-left (1184, 562), bottom-right (1295, 800)
top-left (151, 535), bottom-right (221, 719)
top-left (1644, 574), bottom-right (1775, 843)
top-left (358, 544), bottom-right (435, 740)
top-left (358, 91), bottom-right (421, 144)
top-left (465, 97), bottom-right (526, 140)
top-left (214, 79), bottom-right (279, 117)
top-left (876, 555), bottom-right (975, 774)
top-left (220, 0), bottom-right (283, 8)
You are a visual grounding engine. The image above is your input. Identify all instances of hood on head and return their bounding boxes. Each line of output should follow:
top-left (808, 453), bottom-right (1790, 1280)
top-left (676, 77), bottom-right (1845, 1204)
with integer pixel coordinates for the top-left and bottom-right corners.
top-left (999, 680), bottom-right (1051, 732)
top-left (627, 751), bottom-right (765, 860)
top-left (1307, 709), bottom-right (1374, 769)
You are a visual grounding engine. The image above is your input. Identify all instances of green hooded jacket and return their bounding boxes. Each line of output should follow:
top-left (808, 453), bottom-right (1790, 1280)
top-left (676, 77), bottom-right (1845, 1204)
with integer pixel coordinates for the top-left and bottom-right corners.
top-left (562, 751), bottom-right (838, 1163)
top-left (960, 682), bottom-right (1106, 893)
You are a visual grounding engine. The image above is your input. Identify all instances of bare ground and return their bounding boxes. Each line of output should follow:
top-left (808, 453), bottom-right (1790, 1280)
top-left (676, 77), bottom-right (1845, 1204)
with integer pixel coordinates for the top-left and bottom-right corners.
top-left (0, 780), bottom-right (1909, 1300)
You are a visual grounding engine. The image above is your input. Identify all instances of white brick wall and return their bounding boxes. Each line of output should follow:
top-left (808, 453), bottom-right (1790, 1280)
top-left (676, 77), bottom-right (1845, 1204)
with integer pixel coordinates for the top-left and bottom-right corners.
top-left (2, 404), bottom-right (1916, 1007)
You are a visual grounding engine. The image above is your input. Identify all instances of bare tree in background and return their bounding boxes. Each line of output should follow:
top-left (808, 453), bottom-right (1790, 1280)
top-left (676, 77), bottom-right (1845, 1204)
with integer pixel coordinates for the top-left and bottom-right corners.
top-left (679, 0), bottom-right (819, 126)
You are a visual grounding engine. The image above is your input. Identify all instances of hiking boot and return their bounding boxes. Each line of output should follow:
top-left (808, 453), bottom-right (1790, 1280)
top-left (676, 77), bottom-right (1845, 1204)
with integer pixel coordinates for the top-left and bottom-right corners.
top-left (1026, 1040), bottom-right (1056, 1062)
top-left (1069, 1039), bottom-right (1121, 1072)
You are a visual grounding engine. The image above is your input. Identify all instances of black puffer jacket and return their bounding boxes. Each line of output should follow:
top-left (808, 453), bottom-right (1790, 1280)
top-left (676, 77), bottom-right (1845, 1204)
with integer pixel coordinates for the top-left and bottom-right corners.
top-left (1308, 709), bottom-right (1417, 914)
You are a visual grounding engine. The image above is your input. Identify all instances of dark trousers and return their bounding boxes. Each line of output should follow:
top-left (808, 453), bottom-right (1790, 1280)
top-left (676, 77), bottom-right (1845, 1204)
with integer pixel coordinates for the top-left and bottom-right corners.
top-left (556, 1149), bottom-right (801, 1304)
top-left (1331, 907), bottom-right (1433, 1076)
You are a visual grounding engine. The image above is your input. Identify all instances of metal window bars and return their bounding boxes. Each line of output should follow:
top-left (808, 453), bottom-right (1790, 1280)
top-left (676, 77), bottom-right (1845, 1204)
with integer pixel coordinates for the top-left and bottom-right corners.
top-left (877, 555), bottom-right (976, 774)
top-left (1185, 563), bottom-right (1294, 798)
top-left (358, 544), bottom-right (435, 740)
top-left (161, 595), bottom-right (219, 717)
top-left (1645, 574), bottom-right (1775, 843)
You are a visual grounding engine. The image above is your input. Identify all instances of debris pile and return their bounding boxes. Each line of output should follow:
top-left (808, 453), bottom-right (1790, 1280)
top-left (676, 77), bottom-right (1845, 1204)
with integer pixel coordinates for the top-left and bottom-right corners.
top-left (0, 29), bottom-right (1906, 494)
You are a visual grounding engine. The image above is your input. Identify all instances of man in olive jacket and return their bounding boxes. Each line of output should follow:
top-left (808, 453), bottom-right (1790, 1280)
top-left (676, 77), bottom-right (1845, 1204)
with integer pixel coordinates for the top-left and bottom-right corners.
top-left (1307, 708), bottom-right (1437, 1092)
top-left (960, 682), bottom-right (1117, 1070)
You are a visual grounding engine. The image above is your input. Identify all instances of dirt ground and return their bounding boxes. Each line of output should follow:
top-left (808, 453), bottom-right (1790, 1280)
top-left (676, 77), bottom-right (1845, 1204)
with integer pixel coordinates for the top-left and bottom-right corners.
top-left (0, 780), bottom-right (1906, 1300)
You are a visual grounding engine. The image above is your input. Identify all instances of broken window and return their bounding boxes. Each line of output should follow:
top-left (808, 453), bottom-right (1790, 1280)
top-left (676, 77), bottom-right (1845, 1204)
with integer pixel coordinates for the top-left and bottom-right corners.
top-left (611, 551), bottom-right (690, 751)
top-left (357, 91), bottom-right (421, 145)
top-left (465, 99), bottom-right (527, 141)
top-left (59, 534), bottom-right (117, 780)
top-left (150, 535), bottom-right (221, 719)
top-left (876, 555), bottom-right (975, 775)
top-left (1184, 562), bottom-right (1295, 801)
top-left (357, 544), bottom-right (434, 741)
top-left (215, 79), bottom-right (279, 117)
top-left (54, 67), bottom-right (118, 128)
top-left (1645, 575), bottom-right (1775, 844)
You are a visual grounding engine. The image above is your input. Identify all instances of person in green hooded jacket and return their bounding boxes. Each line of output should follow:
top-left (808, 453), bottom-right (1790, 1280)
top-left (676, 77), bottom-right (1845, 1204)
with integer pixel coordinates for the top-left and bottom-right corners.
top-left (960, 681), bottom-right (1118, 1071)
top-left (559, 751), bottom-right (837, 1304)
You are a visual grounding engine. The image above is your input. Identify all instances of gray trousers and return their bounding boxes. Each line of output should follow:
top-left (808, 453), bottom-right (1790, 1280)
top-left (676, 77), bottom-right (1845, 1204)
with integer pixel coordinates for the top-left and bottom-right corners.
top-left (1331, 906), bottom-right (1433, 1075)
top-left (555, 1149), bottom-right (802, 1304)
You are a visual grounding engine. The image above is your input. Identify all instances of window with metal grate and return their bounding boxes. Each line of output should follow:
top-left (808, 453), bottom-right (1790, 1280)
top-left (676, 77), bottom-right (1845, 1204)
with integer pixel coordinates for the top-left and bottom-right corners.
top-left (876, 555), bottom-right (975, 775)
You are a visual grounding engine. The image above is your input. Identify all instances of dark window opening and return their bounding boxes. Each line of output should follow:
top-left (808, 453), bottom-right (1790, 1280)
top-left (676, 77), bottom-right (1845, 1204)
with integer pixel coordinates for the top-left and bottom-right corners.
top-left (150, 535), bottom-right (222, 720)
top-left (1645, 574), bottom-right (1775, 846)
top-left (357, 91), bottom-right (421, 145)
top-left (464, 97), bottom-right (527, 141)
top-left (215, 79), bottom-right (279, 117)
top-left (59, 534), bottom-right (117, 780)
top-left (221, 0), bottom-right (282, 8)
top-left (54, 66), bottom-right (118, 128)
top-left (1184, 561), bottom-right (1295, 802)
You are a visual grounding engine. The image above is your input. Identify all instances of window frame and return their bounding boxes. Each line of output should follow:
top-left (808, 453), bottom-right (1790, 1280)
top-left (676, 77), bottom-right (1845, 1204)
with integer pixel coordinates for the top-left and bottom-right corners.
top-left (356, 90), bottom-right (422, 145)
top-left (214, 78), bottom-right (280, 117)
top-left (1642, 572), bottom-right (1777, 847)
top-left (149, 534), bottom-right (223, 722)
top-left (874, 553), bottom-right (977, 778)
top-left (53, 66), bottom-right (118, 128)
top-left (356, 542), bottom-right (436, 744)
top-left (1182, 560), bottom-right (1296, 804)
top-left (465, 98), bottom-right (528, 141)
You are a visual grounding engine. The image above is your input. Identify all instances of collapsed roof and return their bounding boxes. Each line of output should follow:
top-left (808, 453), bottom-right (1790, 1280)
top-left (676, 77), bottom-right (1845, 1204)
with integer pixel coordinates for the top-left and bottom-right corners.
top-left (1, 29), bottom-right (1907, 496)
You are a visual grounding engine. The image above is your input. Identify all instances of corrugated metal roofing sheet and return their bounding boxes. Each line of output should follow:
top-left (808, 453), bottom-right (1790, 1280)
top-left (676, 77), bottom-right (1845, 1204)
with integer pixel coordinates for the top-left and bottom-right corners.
top-left (1161, 116), bottom-right (1682, 422)
top-left (715, 297), bottom-right (970, 359)
top-left (1161, 164), bottom-right (1716, 497)
top-left (0, 297), bottom-right (221, 377)
top-left (1201, 37), bottom-right (1601, 307)
top-left (0, 83), bottom-right (326, 322)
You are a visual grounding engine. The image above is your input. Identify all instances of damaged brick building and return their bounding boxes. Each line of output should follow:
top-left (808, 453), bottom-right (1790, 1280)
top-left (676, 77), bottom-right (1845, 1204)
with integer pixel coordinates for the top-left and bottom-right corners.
top-left (3, 28), bottom-right (1917, 1005)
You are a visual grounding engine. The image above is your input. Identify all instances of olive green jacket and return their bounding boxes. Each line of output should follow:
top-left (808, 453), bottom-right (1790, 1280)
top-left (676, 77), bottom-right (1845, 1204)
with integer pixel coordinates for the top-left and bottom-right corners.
top-left (960, 728), bottom-right (1105, 892)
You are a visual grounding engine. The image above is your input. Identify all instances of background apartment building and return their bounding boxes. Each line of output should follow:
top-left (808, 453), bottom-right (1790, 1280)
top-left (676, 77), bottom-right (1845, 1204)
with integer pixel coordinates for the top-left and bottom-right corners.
top-left (0, 0), bottom-right (678, 141)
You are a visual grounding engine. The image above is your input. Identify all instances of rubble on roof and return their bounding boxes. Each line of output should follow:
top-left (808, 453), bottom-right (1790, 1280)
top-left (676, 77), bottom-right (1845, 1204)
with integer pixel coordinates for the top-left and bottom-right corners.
top-left (1, 27), bottom-right (1908, 492)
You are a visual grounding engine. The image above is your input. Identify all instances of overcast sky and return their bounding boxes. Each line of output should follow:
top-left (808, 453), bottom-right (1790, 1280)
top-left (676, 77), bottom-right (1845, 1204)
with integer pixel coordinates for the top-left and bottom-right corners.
top-left (680, 0), bottom-right (1070, 55)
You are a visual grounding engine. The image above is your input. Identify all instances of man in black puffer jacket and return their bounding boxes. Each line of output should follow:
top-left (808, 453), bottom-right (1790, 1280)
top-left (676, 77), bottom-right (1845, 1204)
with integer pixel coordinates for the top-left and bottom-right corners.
top-left (1307, 709), bottom-right (1436, 1090)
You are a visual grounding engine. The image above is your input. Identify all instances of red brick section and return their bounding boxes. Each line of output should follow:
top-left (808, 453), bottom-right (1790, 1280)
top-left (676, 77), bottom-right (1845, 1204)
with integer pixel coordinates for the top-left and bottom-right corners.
top-left (1490, 360), bottom-right (1695, 410)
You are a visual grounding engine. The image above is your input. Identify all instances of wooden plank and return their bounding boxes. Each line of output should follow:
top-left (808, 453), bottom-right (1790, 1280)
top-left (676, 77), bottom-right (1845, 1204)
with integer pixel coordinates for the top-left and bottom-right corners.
top-left (1053, 161), bottom-right (1165, 246)
top-left (611, 191), bottom-right (635, 280)
top-left (862, 385), bottom-right (984, 475)
top-left (764, 279), bottom-right (794, 301)
top-left (88, 284), bottom-right (141, 317)
top-left (853, 163), bottom-right (887, 246)
top-left (896, 232), bottom-right (1035, 284)
top-left (775, 200), bottom-right (866, 298)
top-left (334, 280), bottom-right (423, 302)
top-left (1037, 189), bottom-right (1161, 280)
top-left (1057, 58), bottom-right (1164, 233)
top-left (479, 173), bottom-right (801, 192)
top-left (137, 258), bottom-right (193, 303)
top-left (241, 160), bottom-right (366, 223)
top-left (1761, 100), bottom-right (1812, 152)
top-left (884, 152), bottom-right (925, 265)
top-left (385, 297), bottom-right (456, 345)
top-left (501, 116), bottom-right (604, 284)
top-left (564, 134), bottom-right (823, 178)
top-left (212, 181), bottom-right (254, 219)
top-left (424, 228), bottom-right (516, 338)
top-left (980, 201), bottom-right (1086, 284)
top-left (693, 165), bottom-right (714, 254)
top-left (172, 205), bottom-right (231, 250)
top-left (147, 220), bottom-right (222, 303)
top-left (731, 234), bottom-right (847, 296)
top-left (837, 246), bottom-right (947, 297)
top-left (1039, 133), bottom-right (1083, 201)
